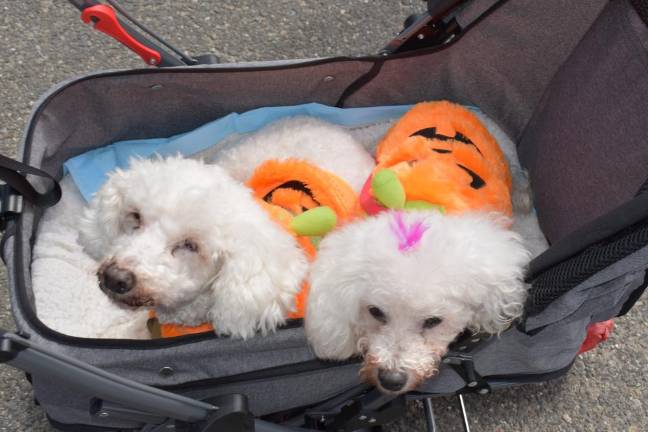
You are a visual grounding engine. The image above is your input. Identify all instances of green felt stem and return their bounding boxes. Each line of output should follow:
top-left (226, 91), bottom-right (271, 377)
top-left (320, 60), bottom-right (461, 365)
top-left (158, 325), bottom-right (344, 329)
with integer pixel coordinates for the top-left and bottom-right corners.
top-left (372, 168), bottom-right (406, 209)
top-left (290, 206), bottom-right (337, 237)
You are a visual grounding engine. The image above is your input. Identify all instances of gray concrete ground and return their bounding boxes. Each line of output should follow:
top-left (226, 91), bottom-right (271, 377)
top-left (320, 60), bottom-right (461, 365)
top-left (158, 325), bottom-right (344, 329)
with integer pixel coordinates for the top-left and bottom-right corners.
top-left (0, 1), bottom-right (646, 431)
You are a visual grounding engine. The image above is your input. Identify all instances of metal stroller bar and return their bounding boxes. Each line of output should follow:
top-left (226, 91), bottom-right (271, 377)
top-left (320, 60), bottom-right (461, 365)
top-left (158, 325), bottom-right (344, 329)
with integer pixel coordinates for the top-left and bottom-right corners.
top-left (423, 398), bottom-right (437, 432)
top-left (458, 394), bottom-right (471, 432)
top-left (422, 395), bottom-right (471, 432)
top-left (66, 0), bottom-right (210, 67)
top-left (103, 0), bottom-right (197, 65)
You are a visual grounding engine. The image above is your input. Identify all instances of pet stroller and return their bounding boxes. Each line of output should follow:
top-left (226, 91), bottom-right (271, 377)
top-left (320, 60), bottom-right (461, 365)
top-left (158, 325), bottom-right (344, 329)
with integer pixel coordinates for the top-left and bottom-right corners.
top-left (1, 0), bottom-right (647, 430)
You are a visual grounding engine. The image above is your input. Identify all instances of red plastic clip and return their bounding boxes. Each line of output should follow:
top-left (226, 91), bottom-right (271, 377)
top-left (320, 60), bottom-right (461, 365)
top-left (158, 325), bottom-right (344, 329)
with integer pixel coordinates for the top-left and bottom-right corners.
top-left (577, 319), bottom-right (614, 355)
top-left (81, 4), bottom-right (161, 66)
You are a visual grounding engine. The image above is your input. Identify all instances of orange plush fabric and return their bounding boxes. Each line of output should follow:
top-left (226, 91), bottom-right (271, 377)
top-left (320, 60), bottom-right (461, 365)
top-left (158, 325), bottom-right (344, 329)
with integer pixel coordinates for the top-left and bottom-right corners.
top-left (363, 101), bottom-right (512, 216)
top-left (156, 159), bottom-right (363, 338)
top-left (249, 159), bottom-right (364, 223)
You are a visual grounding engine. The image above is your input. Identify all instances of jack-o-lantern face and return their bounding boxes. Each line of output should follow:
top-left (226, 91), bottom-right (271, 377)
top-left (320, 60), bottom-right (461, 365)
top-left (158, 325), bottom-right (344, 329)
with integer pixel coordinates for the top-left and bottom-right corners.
top-left (248, 159), bottom-right (363, 223)
top-left (367, 101), bottom-right (512, 216)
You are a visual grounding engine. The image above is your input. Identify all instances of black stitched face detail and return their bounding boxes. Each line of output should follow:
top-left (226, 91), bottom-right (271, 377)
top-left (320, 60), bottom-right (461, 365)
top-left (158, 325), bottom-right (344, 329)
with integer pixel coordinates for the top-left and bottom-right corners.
top-left (410, 128), bottom-right (483, 156)
top-left (453, 132), bottom-right (472, 145)
top-left (262, 180), bottom-right (320, 205)
top-left (456, 164), bottom-right (486, 189)
top-left (410, 127), bottom-right (445, 140)
top-left (432, 148), bottom-right (452, 154)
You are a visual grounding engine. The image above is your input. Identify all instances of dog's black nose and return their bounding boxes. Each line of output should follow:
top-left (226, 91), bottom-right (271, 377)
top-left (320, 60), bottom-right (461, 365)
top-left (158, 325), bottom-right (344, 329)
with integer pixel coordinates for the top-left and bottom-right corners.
top-left (100, 263), bottom-right (136, 294)
top-left (377, 369), bottom-right (408, 392)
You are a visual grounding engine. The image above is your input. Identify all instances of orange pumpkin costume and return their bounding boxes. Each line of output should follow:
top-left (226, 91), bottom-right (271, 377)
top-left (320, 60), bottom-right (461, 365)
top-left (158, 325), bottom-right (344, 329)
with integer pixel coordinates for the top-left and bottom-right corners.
top-left (360, 101), bottom-right (512, 216)
top-left (153, 159), bottom-right (363, 338)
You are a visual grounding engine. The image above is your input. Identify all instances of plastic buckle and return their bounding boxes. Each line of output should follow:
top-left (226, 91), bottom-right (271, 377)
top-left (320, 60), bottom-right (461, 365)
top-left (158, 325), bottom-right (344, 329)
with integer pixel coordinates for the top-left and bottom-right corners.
top-left (0, 183), bottom-right (23, 232)
top-left (81, 4), bottom-right (162, 66)
top-left (0, 331), bottom-right (28, 364)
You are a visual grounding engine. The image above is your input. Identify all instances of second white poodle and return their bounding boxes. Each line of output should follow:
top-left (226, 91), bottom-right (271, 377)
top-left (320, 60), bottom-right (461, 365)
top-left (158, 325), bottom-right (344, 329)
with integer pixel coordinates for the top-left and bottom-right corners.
top-left (210, 116), bottom-right (375, 192)
top-left (306, 210), bottom-right (529, 394)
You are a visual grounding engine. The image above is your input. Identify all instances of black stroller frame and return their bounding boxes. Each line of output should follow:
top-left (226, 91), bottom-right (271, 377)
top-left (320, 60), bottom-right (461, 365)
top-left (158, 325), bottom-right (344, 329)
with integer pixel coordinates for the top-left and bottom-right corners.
top-left (1, 0), bottom-right (648, 431)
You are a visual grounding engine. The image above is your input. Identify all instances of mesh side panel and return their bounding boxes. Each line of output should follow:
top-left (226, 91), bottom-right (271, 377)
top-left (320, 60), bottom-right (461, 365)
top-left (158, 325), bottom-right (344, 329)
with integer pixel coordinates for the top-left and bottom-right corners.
top-left (526, 219), bottom-right (648, 315)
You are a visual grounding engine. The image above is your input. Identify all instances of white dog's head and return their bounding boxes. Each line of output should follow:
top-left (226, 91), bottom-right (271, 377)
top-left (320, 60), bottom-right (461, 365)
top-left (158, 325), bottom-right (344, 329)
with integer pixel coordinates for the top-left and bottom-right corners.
top-left (306, 210), bottom-right (529, 394)
top-left (79, 156), bottom-right (308, 339)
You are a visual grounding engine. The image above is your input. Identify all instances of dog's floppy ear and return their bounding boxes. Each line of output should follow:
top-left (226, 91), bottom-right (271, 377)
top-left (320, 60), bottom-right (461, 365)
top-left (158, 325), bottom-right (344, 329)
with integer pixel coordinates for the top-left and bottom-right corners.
top-left (206, 204), bottom-right (308, 339)
top-left (462, 215), bottom-right (530, 334)
top-left (306, 228), bottom-right (362, 359)
top-left (78, 172), bottom-right (126, 259)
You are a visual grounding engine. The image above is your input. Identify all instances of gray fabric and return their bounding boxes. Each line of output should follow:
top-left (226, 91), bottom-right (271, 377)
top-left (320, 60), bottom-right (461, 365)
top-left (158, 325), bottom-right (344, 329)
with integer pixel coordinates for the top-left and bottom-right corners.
top-left (17, 0), bottom-right (607, 180)
top-left (36, 364), bottom-right (363, 427)
top-left (474, 316), bottom-right (591, 377)
top-left (346, 0), bottom-right (607, 140)
top-left (28, 60), bottom-right (374, 177)
top-left (455, 0), bottom-right (500, 27)
top-left (4, 0), bottom-right (646, 427)
top-left (525, 245), bottom-right (648, 330)
top-left (518, 0), bottom-right (648, 243)
top-left (175, 364), bottom-right (362, 416)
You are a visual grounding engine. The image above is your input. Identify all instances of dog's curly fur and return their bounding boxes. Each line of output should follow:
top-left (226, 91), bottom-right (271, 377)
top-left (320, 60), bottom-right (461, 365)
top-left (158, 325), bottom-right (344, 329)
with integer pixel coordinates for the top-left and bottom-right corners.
top-left (79, 156), bottom-right (308, 339)
top-left (306, 210), bottom-right (530, 393)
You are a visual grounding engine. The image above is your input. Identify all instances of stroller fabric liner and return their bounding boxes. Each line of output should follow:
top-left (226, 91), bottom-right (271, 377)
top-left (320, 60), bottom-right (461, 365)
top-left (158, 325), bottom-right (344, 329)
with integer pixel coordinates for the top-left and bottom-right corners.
top-left (31, 103), bottom-right (548, 339)
top-left (3, 0), bottom-right (647, 429)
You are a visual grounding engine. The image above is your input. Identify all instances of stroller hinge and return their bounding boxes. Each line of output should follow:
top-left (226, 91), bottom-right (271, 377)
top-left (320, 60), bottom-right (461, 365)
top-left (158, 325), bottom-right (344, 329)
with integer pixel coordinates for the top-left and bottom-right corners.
top-left (179, 394), bottom-right (254, 432)
top-left (305, 388), bottom-right (406, 431)
top-left (442, 353), bottom-right (490, 395)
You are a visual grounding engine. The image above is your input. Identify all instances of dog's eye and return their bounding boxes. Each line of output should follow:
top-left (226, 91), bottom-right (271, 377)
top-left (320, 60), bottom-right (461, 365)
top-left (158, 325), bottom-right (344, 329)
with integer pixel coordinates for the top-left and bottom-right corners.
top-left (173, 239), bottom-right (200, 255)
top-left (368, 306), bottom-right (388, 324)
top-left (123, 211), bottom-right (141, 231)
top-left (423, 317), bottom-right (443, 329)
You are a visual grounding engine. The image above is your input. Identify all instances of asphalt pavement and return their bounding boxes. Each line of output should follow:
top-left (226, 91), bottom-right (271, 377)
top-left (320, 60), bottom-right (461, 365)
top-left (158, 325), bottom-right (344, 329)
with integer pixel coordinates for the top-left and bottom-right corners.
top-left (0, 1), bottom-right (645, 431)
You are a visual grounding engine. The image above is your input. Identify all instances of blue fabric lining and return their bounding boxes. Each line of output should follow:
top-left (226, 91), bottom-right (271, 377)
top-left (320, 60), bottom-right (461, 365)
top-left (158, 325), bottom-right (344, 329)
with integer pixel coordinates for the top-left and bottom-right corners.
top-left (64, 103), bottom-right (479, 201)
top-left (64, 103), bottom-right (419, 201)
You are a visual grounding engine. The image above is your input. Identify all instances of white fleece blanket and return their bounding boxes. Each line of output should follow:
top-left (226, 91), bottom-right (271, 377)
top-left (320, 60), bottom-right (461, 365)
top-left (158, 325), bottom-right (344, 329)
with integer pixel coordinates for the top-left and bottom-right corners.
top-left (32, 114), bottom-right (548, 339)
top-left (32, 175), bottom-right (151, 339)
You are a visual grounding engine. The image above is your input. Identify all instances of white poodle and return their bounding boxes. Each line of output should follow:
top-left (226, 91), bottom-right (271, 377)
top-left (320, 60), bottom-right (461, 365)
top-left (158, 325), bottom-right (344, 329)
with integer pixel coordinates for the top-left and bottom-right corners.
top-left (211, 116), bottom-right (375, 192)
top-left (306, 210), bottom-right (529, 394)
top-left (78, 117), bottom-right (374, 339)
top-left (79, 156), bottom-right (308, 339)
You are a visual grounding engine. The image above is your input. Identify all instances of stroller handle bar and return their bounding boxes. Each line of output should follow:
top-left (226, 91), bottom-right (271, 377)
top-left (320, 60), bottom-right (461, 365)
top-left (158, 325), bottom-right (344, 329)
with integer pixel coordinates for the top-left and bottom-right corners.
top-left (67, 0), bottom-right (192, 67)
